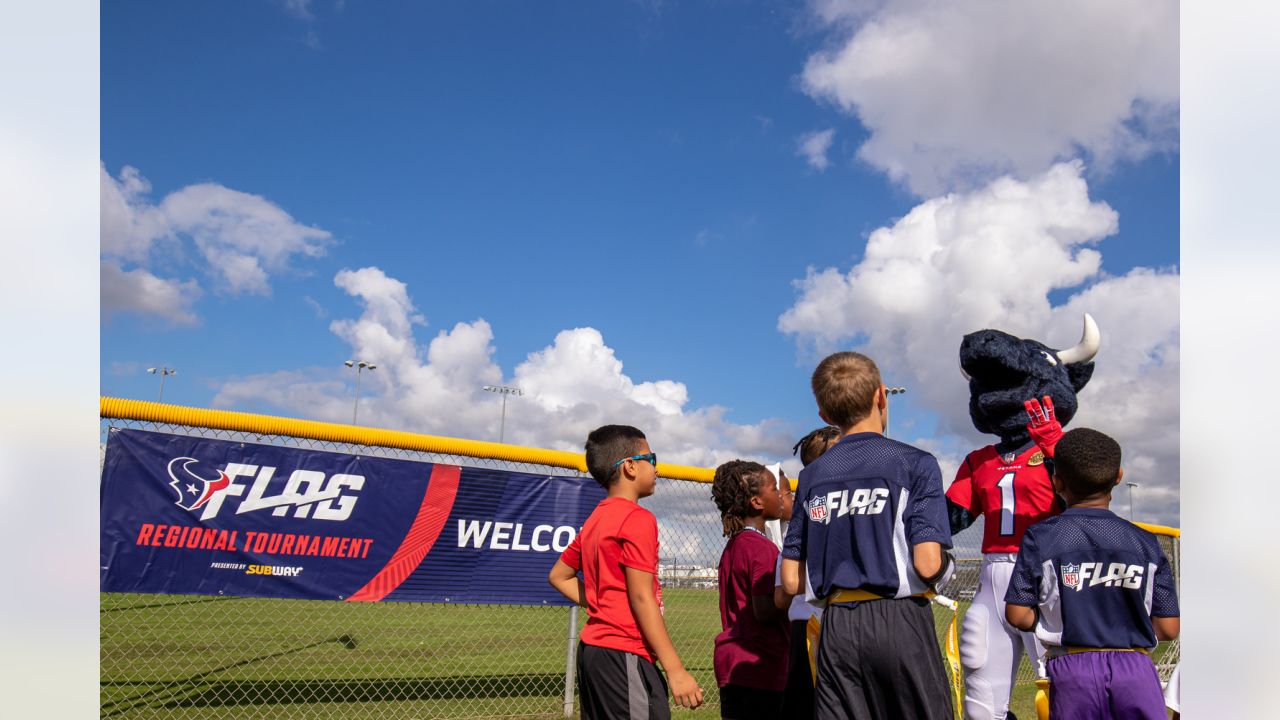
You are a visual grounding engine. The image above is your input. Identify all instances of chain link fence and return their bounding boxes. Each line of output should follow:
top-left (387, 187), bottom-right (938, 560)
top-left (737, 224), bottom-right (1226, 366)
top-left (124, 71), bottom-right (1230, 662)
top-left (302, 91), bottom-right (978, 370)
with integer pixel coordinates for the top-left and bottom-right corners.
top-left (101, 416), bottom-right (1178, 719)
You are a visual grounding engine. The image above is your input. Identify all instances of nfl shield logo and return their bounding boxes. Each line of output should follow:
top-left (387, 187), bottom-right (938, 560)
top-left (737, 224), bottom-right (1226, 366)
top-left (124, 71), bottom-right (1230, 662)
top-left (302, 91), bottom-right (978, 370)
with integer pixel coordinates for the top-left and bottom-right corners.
top-left (1061, 563), bottom-right (1082, 591)
top-left (1002, 452), bottom-right (1017, 464)
top-left (807, 495), bottom-right (829, 525)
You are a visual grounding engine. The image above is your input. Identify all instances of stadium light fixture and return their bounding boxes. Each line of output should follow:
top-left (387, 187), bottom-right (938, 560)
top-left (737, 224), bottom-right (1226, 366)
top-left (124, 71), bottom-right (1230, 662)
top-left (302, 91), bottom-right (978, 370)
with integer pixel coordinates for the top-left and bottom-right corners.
top-left (1126, 481), bottom-right (1139, 520)
top-left (884, 385), bottom-right (906, 438)
top-left (345, 360), bottom-right (377, 425)
top-left (146, 366), bottom-right (176, 402)
top-left (482, 385), bottom-right (523, 443)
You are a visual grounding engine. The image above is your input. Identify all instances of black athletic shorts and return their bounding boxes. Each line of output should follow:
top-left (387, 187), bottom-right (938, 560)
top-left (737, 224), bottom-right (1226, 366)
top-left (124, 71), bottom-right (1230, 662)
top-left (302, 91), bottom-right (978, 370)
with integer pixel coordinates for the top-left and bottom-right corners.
top-left (814, 597), bottom-right (954, 720)
top-left (577, 642), bottom-right (670, 720)
top-left (782, 619), bottom-right (815, 719)
top-left (718, 683), bottom-right (784, 719)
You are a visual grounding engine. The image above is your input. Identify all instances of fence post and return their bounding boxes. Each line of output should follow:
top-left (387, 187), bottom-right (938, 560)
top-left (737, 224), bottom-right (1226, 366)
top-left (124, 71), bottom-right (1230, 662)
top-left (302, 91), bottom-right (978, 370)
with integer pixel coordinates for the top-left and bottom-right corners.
top-left (563, 605), bottom-right (579, 718)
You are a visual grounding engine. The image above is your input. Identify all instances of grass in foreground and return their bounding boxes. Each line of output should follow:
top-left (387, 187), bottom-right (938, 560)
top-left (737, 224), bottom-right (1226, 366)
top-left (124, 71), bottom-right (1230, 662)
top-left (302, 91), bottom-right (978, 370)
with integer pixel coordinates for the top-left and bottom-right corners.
top-left (104, 589), bottom-right (1166, 719)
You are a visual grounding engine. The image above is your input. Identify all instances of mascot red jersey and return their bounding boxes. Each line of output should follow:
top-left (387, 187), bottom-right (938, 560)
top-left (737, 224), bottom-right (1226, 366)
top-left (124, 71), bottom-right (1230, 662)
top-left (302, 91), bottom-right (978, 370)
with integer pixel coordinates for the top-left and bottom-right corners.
top-left (948, 314), bottom-right (1099, 720)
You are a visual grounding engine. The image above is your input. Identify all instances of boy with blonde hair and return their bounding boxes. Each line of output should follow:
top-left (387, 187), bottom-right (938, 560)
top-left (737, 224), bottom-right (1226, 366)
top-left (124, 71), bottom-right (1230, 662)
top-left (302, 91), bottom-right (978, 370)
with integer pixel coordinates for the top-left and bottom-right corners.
top-left (780, 352), bottom-right (955, 719)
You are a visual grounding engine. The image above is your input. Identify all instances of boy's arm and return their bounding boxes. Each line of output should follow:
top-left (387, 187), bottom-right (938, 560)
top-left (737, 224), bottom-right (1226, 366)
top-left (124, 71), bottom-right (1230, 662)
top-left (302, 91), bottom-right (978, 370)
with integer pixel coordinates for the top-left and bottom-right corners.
top-left (547, 559), bottom-right (585, 607)
top-left (625, 566), bottom-right (703, 709)
top-left (1150, 546), bottom-right (1180, 641)
top-left (912, 541), bottom-right (943, 580)
top-left (909, 454), bottom-right (954, 583)
top-left (1153, 615), bottom-right (1180, 641)
top-left (771, 553), bottom-right (796, 612)
top-left (1003, 530), bottom-right (1044, 632)
top-left (779, 557), bottom-right (806, 597)
top-left (780, 478), bottom-right (807, 597)
top-left (1006, 603), bottom-right (1037, 631)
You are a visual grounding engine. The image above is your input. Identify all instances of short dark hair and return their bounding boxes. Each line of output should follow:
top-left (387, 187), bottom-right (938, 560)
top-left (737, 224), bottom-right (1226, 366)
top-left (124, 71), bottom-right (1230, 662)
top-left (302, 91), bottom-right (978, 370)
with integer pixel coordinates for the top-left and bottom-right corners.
top-left (584, 425), bottom-right (647, 488)
top-left (1053, 427), bottom-right (1122, 498)
top-left (711, 460), bottom-right (771, 538)
top-left (811, 352), bottom-right (881, 429)
top-left (793, 426), bottom-right (842, 466)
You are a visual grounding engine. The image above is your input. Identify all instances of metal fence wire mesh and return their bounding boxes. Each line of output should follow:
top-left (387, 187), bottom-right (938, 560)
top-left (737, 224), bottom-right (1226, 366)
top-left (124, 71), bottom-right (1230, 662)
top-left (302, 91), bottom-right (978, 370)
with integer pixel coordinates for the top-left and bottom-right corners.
top-left (101, 418), bottom-right (1179, 719)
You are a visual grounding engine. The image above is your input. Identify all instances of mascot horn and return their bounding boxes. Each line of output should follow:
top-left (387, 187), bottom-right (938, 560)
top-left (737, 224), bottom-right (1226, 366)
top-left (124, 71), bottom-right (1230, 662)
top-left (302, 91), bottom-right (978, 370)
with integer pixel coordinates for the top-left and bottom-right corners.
top-left (946, 314), bottom-right (1099, 720)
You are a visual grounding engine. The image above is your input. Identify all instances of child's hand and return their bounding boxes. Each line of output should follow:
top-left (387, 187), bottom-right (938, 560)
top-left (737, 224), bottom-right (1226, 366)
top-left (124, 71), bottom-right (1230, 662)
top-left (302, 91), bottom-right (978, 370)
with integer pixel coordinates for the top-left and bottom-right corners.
top-left (667, 669), bottom-right (704, 709)
top-left (1024, 395), bottom-right (1063, 458)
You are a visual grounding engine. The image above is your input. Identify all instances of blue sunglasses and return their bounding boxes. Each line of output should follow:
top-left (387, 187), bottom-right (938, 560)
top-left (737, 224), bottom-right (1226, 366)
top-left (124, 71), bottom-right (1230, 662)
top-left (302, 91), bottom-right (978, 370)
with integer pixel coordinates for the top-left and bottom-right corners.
top-left (611, 452), bottom-right (658, 471)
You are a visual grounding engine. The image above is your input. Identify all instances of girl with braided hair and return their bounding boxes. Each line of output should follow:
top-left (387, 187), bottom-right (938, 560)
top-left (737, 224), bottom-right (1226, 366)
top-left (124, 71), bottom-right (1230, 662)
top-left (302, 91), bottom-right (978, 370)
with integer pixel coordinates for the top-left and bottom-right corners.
top-left (793, 426), bottom-right (841, 467)
top-left (711, 460), bottom-right (792, 719)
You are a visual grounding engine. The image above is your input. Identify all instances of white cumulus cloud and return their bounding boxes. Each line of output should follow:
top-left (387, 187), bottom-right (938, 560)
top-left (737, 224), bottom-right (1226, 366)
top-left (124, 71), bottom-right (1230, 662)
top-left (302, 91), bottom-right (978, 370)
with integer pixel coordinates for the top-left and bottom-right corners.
top-left (214, 267), bottom-right (795, 472)
top-left (801, 0), bottom-right (1179, 195)
top-left (100, 163), bottom-right (332, 322)
top-left (778, 162), bottom-right (1180, 524)
top-left (100, 261), bottom-right (201, 327)
top-left (797, 128), bottom-right (837, 171)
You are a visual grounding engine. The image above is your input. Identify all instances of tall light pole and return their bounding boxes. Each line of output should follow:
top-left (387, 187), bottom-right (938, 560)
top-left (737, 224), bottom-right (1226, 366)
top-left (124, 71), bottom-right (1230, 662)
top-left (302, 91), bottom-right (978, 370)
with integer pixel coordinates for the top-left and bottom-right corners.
top-left (1126, 481), bottom-right (1139, 520)
top-left (147, 366), bottom-right (176, 402)
top-left (344, 360), bottom-right (376, 425)
top-left (884, 385), bottom-right (907, 438)
top-left (483, 385), bottom-right (523, 443)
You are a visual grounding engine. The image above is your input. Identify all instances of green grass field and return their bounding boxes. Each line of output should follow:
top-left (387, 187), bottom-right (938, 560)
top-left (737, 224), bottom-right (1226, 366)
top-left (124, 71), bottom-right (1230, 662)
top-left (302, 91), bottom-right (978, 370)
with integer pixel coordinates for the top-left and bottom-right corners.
top-left (102, 589), bottom-right (1170, 719)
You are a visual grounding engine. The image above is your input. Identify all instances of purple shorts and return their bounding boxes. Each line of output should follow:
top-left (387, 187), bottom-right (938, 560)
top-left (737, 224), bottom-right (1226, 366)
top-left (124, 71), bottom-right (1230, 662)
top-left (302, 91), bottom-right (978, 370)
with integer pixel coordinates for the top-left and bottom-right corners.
top-left (1047, 651), bottom-right (1166, 720)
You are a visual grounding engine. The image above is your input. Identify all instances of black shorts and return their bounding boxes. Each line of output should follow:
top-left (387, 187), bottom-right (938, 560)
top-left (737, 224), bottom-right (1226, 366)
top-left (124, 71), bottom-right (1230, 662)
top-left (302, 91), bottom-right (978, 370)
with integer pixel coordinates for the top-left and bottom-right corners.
top-left (782, 619), bottom-right (815, 719)
top-left (577, 642), bottom-right (670, 720)
top-left (718, 683), bottom-right (785, 719)
top-left (814, 597), bottom-right (954, 720)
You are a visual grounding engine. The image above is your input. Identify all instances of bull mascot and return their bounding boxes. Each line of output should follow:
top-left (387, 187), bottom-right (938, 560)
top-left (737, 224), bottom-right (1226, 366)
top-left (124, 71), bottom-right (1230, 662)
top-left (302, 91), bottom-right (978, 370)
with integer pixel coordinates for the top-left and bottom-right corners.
top-left (946, 314), bottom-right (1100, 720)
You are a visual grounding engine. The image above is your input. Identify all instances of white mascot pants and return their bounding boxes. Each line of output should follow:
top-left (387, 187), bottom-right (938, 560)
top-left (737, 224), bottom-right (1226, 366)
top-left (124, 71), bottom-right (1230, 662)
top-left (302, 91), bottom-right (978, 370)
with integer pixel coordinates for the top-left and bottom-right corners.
top-left (961, 554), bottom-right (1047, 720)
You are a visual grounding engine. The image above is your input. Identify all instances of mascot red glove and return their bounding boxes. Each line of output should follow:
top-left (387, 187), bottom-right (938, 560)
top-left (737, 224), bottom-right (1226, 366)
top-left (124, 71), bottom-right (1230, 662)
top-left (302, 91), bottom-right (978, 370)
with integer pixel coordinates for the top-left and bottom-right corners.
top-left (1024, 396), bottom-right (1063, 458)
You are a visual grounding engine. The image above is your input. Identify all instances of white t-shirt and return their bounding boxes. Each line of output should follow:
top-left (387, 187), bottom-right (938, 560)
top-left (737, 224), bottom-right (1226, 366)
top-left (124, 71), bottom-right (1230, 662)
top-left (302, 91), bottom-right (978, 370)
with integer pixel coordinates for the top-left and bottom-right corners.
top-left (1164, 662), bottom-right (1180, 713)
top-left (764, 463), bottom-right (822, 622)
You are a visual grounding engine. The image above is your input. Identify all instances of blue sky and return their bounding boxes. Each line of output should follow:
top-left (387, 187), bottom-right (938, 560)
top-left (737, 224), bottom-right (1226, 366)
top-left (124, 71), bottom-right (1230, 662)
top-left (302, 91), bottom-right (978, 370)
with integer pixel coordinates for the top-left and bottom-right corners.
top-left (100, 0), bottom-right (1180, 523)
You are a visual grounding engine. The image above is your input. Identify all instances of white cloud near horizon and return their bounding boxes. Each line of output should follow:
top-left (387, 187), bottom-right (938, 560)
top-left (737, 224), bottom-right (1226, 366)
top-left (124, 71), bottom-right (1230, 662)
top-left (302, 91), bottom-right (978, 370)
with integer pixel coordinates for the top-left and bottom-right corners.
top-left (213, 266), bottom-right (797, 471)
top-left (100, 163), bottom-right (332, 323)
top-left (778, 162), bottom-right (1180, 524)
top-left (797, 128), bottom-right (837, 171)
top-left (801, 0), bottom-right (1179, 195)
top-left (100, 261), bottom-right (202, 326)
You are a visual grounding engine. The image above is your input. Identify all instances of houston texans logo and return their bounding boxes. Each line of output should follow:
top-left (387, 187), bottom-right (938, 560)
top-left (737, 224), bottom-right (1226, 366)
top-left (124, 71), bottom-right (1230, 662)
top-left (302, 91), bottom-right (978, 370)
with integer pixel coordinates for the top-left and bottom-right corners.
top-left (167, 457), bottom-right (231, 511)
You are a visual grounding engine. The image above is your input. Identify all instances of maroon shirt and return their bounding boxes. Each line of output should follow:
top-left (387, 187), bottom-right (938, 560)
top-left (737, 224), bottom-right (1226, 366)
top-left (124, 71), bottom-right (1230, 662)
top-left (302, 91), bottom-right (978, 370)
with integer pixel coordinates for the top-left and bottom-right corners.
top-left (713, 529), bottom-right (790, 690)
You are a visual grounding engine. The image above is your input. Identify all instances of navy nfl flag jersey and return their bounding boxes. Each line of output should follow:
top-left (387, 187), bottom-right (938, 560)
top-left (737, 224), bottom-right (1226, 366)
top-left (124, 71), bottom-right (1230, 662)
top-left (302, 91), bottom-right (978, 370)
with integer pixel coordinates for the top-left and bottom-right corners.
top-left (1004, 508), bottom-right (1179, 650)
top-left (781, 432), bottom-right (951, 602)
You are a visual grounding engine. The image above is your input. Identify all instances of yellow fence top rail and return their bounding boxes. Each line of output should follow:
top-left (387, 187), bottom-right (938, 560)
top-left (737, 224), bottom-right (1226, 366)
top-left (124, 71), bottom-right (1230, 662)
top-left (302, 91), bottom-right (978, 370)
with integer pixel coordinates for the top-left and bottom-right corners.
top-left (99, 397), bottom-right (1183, 534)
top-left (1133, 521), bottom-right (1181, 539)
top-left (100, 396), bottom-right (716, 484)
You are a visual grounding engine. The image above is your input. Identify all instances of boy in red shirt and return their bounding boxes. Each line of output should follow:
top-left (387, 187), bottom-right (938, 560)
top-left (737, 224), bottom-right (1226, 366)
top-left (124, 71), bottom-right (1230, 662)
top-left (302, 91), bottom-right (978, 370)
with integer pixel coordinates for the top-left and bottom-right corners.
top-left (549, 425), bottom-right (704, 719)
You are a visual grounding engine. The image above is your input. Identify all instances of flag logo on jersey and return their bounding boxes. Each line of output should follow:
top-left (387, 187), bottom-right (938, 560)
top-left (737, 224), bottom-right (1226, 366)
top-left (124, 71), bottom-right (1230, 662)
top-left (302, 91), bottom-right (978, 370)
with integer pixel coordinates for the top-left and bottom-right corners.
top-left (1061, 562), bottom-right (1082, 591)
top-left (806, 495), bottom-right (830, 524)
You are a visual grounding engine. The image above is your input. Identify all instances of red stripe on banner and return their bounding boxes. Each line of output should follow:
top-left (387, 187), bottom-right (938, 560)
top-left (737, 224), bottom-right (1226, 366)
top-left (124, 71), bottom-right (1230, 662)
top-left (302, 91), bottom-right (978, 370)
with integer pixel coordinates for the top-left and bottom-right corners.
top-left (346, 464), bottom-right (461, 602)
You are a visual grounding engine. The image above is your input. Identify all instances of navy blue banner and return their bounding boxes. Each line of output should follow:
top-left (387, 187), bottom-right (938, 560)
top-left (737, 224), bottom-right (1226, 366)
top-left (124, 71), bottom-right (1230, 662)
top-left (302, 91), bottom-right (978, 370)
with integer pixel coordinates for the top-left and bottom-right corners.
top-left (100, 429), bottom-right (604, 605)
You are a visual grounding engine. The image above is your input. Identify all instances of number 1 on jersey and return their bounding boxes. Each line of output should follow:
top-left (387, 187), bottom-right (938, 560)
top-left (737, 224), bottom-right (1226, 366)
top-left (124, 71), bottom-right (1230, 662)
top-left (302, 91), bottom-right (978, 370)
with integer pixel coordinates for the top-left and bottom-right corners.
top-left (997, 471), bottom-right (1016, 535)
